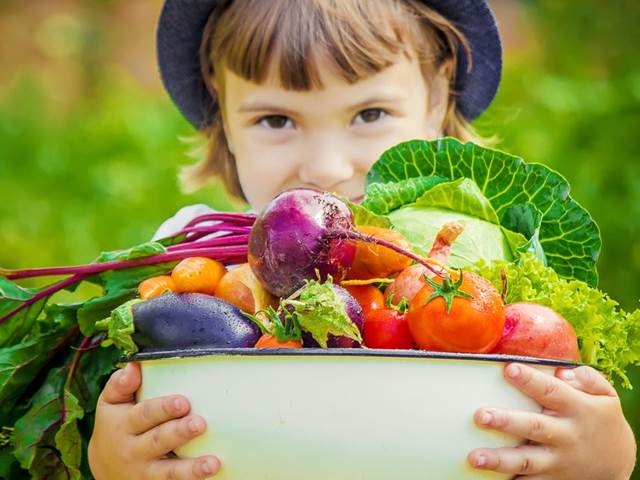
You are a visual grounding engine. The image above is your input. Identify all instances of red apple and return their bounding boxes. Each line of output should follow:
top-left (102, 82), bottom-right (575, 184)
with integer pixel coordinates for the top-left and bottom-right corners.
top-left (491, 303), bottom-right (581, 362)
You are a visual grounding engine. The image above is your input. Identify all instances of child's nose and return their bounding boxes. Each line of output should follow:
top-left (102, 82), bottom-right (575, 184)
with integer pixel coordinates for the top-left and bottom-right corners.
top-left (298, 142), bottom-right (355, 190)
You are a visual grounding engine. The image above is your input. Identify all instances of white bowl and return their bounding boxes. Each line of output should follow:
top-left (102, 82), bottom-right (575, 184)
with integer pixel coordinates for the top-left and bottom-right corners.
top-left (133, 348), bottom-right (574, 480)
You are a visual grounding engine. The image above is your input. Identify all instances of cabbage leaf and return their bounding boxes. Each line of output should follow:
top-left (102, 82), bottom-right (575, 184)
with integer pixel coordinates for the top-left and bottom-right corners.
top-left (364, 138), bottom-right (601, 286)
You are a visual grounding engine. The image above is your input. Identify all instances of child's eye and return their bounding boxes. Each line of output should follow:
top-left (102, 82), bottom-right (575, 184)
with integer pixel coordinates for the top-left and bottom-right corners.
top-left (352, 108), bottom-right (388, 125)
top-left (258, 115), bottom-right (294, 129)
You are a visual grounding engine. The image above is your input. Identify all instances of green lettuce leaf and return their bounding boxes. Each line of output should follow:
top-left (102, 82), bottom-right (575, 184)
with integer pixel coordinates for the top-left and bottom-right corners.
top-left (365, 138), bottom-right (601, 286)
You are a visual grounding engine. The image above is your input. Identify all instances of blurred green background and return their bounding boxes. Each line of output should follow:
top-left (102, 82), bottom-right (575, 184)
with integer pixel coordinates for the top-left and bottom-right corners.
top-left (1, 0), bottom-right (639, 475)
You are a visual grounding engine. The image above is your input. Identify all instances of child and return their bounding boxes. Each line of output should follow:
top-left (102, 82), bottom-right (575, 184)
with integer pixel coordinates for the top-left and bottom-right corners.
top-left (88, 0), bottom-right (637, 478)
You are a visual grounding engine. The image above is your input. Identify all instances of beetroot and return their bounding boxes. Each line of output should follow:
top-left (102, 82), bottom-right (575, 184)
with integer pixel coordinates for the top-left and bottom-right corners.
top-left (248, 189), bottom-right (357, 297)
top-left (248, 188), bottom-right (445, 299)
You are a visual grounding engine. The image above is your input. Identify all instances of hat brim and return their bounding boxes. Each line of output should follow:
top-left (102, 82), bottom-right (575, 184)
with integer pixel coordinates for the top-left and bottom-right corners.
top-left (157, 0), bottom-right (502, 130)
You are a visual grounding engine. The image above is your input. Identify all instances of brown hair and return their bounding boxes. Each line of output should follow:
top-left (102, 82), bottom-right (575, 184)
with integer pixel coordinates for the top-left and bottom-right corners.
top-left (181, 0), bottom-right (489, 200)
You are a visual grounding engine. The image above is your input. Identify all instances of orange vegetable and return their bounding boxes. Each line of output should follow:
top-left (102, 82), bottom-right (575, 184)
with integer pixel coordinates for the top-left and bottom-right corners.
top-left (255, 333), bottom-right (303, 349)
top-left (138, 275), bottom-right (176, 300)
top-left (347, 226), bottom-right (412, 280)
top-left (407, 271), bottom-right (505, 354)
top-left (171, 257), bottom-right (226, 295)
top-left (214, 264), bottom-right (277, 313)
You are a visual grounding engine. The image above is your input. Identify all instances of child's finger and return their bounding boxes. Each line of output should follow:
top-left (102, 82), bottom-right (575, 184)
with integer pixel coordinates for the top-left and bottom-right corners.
top-left (99, 362), bottom-right (141, 405)
top-left (474, 407), bottom-right (568, 445)
top-left (127, 395), bottom-right (191, 435)
top-left (555, 366), bottom-right (617, 397)
top-left (468, 444), bottom-right (554, 475)
top-left (144, 455), bottom-right (221, 480)
top-left (134, 414), bottom-right (208, 459)
top-left (503, 363), bottom-right (579, 413)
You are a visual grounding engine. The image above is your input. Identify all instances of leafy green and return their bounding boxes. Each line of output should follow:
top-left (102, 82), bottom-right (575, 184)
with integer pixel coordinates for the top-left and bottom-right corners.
top-left (77, 288), bottom-right (136, 336)
top-left (283, 280), bottom-right (362, 348)
top-left (53, 391), bottom-right (84, 480)
top-left (95, 298), bottom-right (142, 354)
top-left (471, 254), bottom-right (640, 388)
top-left (95, 241), bottom-right (166, 263)
top-left (388, 178), bottom-right (533, 266)
top-left (361, 176), bottom-right (447, 214)
top-left (0, 327), bottom-right (75, 425)
top-left (346, 200), bottom-right (392, 228)
top-left (0, 277), bottom-right (48, 347)
top-left (365, 138), bottom-right (601, 287)
top-left (12, 364), bottom-right (79, 479)
top-left (414, 178), bottom-right (500, 223)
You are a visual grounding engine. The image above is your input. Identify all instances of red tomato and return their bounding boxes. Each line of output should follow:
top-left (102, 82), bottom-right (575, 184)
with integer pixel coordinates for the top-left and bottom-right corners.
top-left (406, 271), bottom-right (505, 353)
top-left (343, 284), bottom-right (385, 316)
top-left (363, 308), bottom-right (415, 350)
top-left (171, 257), bottom-right (226, 295)
top-left (255, 333), bottom-right (303, 349)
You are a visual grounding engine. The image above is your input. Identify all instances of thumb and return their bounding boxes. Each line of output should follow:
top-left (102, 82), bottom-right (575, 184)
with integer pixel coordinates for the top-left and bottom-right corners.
top-left (100, 362), bottom-right (142, 405)
top-left (556, 366), bottom-right (617, 397)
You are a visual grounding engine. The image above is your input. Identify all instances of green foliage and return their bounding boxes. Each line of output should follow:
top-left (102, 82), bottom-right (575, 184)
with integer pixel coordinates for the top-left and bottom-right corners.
top-left (366, 139), bottom-right (600, 285)
top-left (282, 279), bottom-right (362, 348)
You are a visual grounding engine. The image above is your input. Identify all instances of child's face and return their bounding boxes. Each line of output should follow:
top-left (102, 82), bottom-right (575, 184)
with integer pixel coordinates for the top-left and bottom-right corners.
top-left (221, 55), bottom-right (447, 211)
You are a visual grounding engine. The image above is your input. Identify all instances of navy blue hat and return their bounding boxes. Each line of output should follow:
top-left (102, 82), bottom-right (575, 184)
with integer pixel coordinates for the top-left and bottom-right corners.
top-left (157, 0), bottom-right (502, 130)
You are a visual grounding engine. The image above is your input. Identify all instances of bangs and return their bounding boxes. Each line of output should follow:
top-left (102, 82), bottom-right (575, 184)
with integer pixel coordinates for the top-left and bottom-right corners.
top-left (205, 0), bottom-right (454, 90)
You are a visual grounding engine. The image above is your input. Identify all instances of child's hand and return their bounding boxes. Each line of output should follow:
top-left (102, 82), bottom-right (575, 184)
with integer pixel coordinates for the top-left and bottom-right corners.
top-left (468, 363), bottom-right (636, 479)
top-left (88, 362), bottom-right (221, 480)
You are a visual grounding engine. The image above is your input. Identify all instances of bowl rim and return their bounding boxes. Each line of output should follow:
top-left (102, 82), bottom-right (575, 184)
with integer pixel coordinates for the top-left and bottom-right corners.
top-left (125, 347), bottom-right (579, 367)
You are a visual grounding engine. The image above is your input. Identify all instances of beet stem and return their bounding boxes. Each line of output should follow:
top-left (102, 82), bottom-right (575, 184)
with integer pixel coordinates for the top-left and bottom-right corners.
top-left (4, 246), bottom-right (248, 280)
top-left (184, 213), bottom-right (256, 229)
top-left (180, 225), bottom-right (251, 236)
top-left (167, 234), bottom-right (250, 252)
top-left (0, 274), bottom-right (86, 325)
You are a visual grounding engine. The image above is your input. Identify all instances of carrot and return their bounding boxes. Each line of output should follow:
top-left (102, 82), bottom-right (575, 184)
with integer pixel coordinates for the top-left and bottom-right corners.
top-left (171, 257), bottom-right (226, 295)
top-left (254, 333), bottom-right (303, 349)
top-left (138, 275), bottom-right (176, 300)
top-left (346, 226), bottom-right (412, 280)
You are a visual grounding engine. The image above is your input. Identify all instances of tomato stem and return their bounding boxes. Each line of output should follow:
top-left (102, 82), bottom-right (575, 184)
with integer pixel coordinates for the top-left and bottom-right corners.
top-left (423, 270), bottom-right (474, 314)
